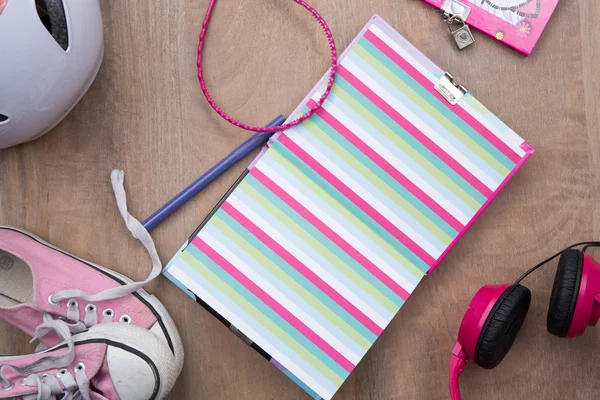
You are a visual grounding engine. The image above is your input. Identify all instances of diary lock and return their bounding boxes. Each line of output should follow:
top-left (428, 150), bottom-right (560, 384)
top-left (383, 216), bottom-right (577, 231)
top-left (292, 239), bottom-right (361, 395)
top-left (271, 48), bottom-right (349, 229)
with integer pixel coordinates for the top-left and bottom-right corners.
top-left (446, 15), bottom-right (475, 49)
top-left (440, 0), bottom-right (474, 50)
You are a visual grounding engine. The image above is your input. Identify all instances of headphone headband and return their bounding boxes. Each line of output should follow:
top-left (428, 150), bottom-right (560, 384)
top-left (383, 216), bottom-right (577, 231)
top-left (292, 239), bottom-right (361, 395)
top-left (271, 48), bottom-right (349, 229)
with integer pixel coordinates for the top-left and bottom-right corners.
top-left (449, 343), bottom-right (467, 400)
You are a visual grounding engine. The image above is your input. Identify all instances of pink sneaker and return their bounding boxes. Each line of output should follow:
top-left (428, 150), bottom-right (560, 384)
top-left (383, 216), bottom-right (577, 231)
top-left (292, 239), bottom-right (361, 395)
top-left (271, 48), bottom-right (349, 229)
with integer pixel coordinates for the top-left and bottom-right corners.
top-left (0, 319), bottom-right (178, 400)
top-left (0, 171), bottom-right (183, 373)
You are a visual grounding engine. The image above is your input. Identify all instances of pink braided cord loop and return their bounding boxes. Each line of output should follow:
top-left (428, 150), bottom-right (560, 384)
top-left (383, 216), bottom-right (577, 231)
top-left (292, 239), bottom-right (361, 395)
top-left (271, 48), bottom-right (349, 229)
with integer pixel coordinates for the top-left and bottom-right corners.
top-left (197, 0), bottom-right (338, 133)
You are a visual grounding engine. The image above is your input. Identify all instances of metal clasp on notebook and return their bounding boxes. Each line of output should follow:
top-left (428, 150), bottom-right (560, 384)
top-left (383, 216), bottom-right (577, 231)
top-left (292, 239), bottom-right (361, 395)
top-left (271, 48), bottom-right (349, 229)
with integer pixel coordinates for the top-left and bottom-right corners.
top-left (435, 72), bottom-right (468, 105)
top-left (441, 0), bottom-right (471, 20)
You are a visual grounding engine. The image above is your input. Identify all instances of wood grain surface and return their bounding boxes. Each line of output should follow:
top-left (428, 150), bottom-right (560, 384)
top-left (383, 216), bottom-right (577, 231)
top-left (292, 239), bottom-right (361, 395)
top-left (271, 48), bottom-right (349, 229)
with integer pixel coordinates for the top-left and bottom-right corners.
top-left (1, 0), bottom-right (599, 399)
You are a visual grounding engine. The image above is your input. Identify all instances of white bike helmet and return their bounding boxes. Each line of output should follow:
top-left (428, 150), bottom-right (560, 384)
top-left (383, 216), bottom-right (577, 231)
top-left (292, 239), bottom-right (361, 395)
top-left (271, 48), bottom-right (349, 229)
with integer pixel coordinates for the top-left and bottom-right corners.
top-left (0, 0), bottom-right (104, 149)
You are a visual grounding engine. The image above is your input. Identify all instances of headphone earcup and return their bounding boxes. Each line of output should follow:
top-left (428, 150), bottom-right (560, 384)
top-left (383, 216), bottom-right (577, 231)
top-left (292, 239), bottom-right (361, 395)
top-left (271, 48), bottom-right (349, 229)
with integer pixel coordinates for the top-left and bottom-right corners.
top-left (547, 249), bottom-right (583, 337)
top-left (474, 284), bottom-right (531, 369)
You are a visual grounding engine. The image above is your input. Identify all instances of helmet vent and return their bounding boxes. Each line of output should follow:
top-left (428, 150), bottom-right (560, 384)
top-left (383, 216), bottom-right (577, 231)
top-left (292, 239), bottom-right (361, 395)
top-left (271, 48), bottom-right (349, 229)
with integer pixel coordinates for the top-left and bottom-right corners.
top-left (0, 114), bottom-right (8, 123)
top-left (35, 0), bottom-right (69, 51)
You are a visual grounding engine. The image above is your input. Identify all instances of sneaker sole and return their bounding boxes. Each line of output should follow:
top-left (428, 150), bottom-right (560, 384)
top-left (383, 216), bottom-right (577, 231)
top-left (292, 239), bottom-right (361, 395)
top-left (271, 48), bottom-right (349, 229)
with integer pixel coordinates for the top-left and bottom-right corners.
top-left (0, 226), bottom-right (184, 376)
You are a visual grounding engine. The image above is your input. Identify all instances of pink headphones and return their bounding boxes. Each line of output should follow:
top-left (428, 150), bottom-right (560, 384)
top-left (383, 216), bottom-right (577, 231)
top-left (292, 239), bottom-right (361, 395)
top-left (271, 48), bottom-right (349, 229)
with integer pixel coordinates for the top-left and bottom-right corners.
top-left (450, 242), bottom-right (600, 399)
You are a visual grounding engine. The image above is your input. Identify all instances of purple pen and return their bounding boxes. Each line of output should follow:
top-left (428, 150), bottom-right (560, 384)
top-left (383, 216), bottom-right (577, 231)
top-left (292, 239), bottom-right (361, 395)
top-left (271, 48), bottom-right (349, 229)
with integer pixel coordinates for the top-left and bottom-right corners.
top-left (143, 115), bottom-right (286, 231)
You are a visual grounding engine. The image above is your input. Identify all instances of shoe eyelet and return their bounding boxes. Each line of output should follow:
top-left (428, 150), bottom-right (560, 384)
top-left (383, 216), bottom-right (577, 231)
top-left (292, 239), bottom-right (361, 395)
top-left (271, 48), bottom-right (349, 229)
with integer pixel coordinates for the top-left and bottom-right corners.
top-left (85, 304), bottom-right (96, 312)
top-left (103, 309), bottom-right (114, 317)
top-left (1, 383), bottom-right (14, 391)
top-left (20, 378), bottom-right (27, 385)
top-left (48, 295), bottom-right (59, 306)
top-left (40, 373), bottom-right (48, 383)
top-left (57, 368), bottom-right (68, 377)
top-left (67, 299), bottom-right (78, 308)
top-left (75, 363), bottom-right (86, 372)
top-left (119, 315), bottom-right (132, 324)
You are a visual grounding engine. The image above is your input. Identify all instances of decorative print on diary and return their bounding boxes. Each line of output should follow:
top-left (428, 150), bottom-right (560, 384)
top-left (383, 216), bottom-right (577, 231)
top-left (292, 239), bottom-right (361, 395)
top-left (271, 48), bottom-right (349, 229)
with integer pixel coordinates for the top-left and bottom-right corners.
top-left (423, 0), bottom-right (560, 55)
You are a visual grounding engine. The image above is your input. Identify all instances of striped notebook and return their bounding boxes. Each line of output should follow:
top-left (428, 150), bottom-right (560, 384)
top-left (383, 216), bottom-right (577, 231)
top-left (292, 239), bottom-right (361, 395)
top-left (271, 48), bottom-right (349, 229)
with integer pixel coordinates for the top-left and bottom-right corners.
top-left (164, 15), bottom-right (534, 400)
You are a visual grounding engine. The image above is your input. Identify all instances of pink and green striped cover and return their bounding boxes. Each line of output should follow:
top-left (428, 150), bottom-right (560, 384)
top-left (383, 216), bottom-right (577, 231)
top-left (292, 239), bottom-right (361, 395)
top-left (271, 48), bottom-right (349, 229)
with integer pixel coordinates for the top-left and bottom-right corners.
top-left (164, 15), bottom-right (533, 399)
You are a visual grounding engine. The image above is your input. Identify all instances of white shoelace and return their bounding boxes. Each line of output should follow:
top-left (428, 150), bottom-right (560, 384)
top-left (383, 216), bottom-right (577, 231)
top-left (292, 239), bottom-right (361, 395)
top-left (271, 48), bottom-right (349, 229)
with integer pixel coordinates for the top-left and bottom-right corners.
top-left (0, 315), bottom-right (90, 400)
top-left (0, 171), bottom-right (148, 398)
top-left (48, 170), bottom-right (162, 305)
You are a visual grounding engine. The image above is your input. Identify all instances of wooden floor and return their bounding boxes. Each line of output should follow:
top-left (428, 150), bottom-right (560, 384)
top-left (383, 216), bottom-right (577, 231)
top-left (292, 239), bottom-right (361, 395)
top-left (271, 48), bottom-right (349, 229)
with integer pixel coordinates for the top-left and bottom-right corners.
top-left (1, 0), bottom-right (600, 398)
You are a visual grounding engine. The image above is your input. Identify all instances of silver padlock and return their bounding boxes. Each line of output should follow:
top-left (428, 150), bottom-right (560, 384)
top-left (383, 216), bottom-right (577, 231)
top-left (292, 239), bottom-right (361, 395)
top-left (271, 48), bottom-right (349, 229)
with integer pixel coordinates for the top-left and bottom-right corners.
top-left (446, 16), bottom-right (474, 49)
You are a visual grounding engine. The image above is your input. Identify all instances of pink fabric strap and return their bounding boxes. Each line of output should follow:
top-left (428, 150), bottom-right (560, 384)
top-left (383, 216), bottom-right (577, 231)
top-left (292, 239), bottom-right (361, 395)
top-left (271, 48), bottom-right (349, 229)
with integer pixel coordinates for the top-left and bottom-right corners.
top-left (197, 0), bottom-right (338, 132)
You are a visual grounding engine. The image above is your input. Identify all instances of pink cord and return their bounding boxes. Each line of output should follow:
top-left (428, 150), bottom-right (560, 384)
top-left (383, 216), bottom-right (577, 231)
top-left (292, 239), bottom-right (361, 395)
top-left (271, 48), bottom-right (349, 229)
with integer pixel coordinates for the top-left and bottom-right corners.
top-left (197, 0), bottom-right (338, 132)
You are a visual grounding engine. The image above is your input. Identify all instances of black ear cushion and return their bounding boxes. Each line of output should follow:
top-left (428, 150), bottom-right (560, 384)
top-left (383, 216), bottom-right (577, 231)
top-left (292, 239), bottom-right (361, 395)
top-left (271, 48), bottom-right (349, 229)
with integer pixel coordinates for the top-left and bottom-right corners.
top-left (474, 285), bottom-right (531, 369)
top-left (547, 249), bottom-right (583, 337)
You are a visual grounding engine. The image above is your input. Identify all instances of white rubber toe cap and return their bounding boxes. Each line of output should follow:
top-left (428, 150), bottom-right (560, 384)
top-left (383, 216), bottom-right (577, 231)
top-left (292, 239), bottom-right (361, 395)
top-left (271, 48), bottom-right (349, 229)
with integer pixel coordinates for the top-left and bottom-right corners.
top-left (80, 323), bottom-right (179, 400)
top-left (107, 345), bottom-right (158, 400)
